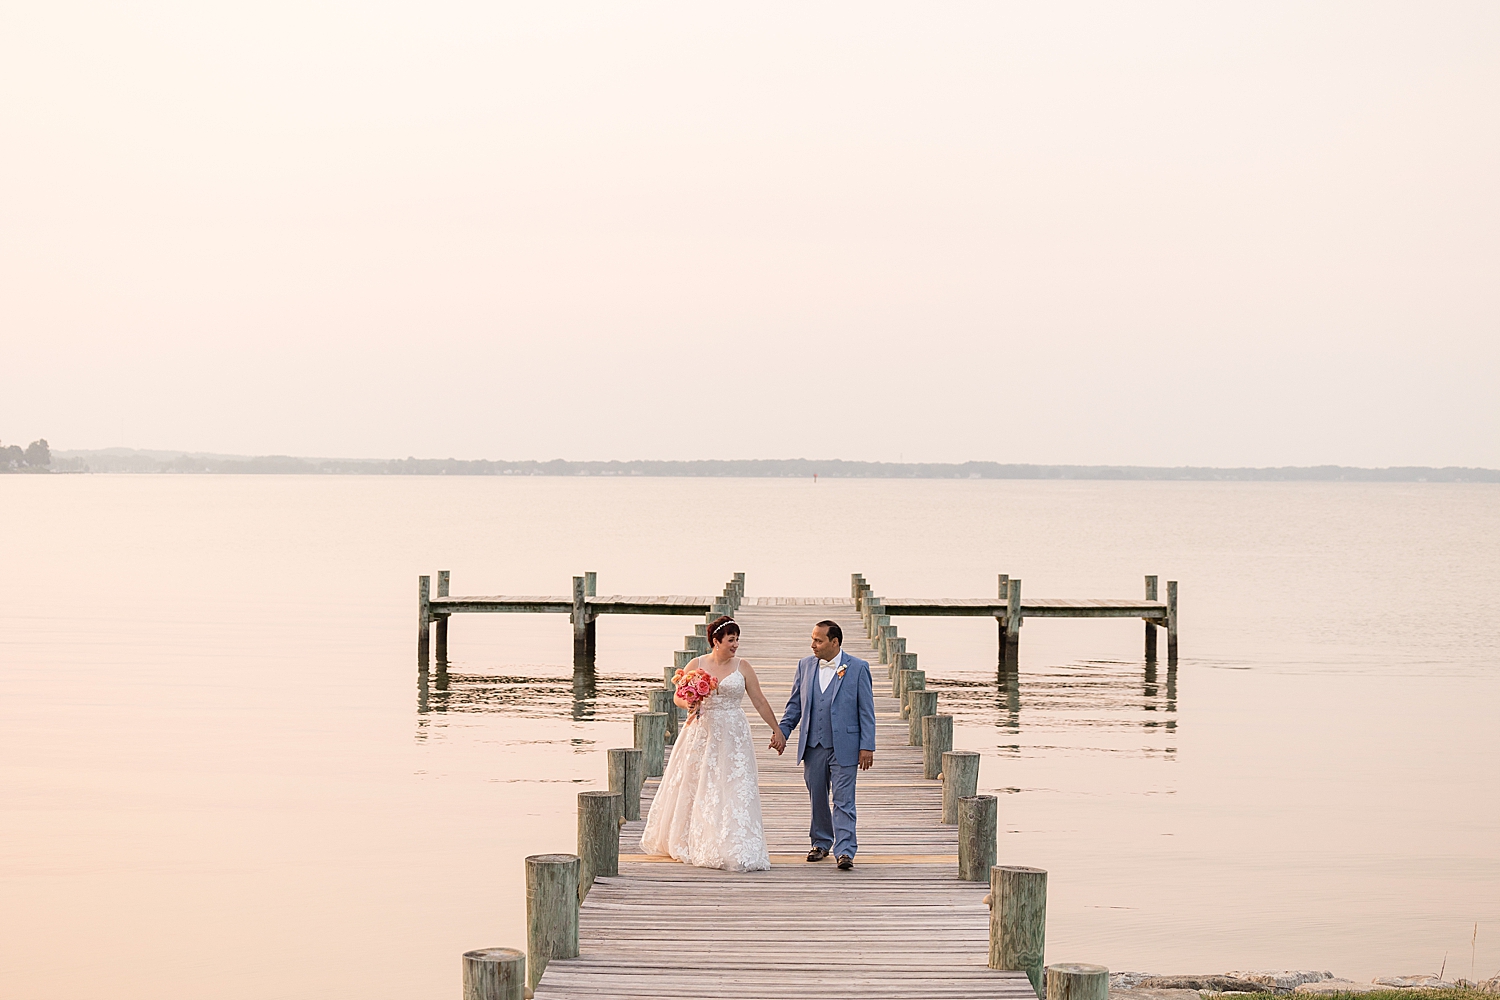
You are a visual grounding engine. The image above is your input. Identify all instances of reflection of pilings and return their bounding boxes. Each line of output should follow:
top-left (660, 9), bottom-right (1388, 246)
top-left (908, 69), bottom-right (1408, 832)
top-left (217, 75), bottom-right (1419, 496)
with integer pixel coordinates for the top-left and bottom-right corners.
top-left (1144, 660), bottom-right (1158, 701)
top-left (417, 666), bottom-right (430, 714)
top-left (1166, 663), bottom-right (1177, 712)
top-left (997, 662), bottom-right (1021, 729)
top-left (571, 668), bottom-right (596, 722)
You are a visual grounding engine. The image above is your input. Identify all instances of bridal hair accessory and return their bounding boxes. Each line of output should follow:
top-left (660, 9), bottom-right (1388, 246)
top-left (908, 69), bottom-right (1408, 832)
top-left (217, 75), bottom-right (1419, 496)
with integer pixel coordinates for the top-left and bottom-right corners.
top-left (711, 618), bottom-right (737, 638)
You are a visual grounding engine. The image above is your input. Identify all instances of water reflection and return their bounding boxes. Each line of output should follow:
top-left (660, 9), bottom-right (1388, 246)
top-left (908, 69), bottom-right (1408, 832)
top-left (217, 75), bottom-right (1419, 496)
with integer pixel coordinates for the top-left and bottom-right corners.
top-left (926, 657), bottom-right (1179, 753)
top-left (416, 665), bottom-right (659, 724)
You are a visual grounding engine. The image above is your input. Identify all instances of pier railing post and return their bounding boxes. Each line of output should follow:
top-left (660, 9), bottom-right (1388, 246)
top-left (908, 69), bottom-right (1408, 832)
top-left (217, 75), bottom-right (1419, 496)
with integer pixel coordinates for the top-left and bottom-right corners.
top-left (435, 570), bottom-right (451, 663)
top-left (901, 670), bottom-right (927, 720)
top-left (607, 748), bottom-right (643, 821)
top-left (896, 666), bottom-right (919, 703)
top-left (634, 712), bottom-right (667, 777)
top-left (649, 688), bottom-right (677, 744)
top-left (1166, 580), bottom-right (1178, 665)
top-left (958, 794), bottom-right (997, 881)
top-left (1144, 575), bottom-right (1158, 661)
top-left (908, 689), bottom-right (937, 745)
top-left (571, 576), bottom-right (589, 667)
top-left (886, 637), bottom-right (906, 677)
top-left (989, 865), bottom-right (1048, 998)
top-left (1005, 579), bottom-right (1022, 666)
top-left (892, 651), bottom-right (916, 687)
top-left (577, 790), bottom-right (622, 900)
top-left (462, 947), bottom-right (525, 1000)
top-left (1048, 963), bottom-right (1108, 1000)
top-left (922, 715), bottom-right (953, 778)
top-left (525, 854), bottom-right (579, 994)
top-left (941, 750), bottom-right (980, 824)
top-left (417, 575), bottom-right (431, 667)
top-left (998, 574), bottom-right (1010, 651)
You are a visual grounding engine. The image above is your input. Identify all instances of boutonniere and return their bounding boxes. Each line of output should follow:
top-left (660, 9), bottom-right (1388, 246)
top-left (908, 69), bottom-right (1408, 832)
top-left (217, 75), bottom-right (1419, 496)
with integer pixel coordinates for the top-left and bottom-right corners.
top-left (836, 665), bottom-right (846, 677)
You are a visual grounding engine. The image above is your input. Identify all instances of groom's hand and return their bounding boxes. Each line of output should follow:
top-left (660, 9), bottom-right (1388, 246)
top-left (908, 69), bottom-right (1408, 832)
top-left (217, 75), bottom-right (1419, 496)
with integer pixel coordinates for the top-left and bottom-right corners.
top-left (858, 750), bottom-right (874, 771)
top-left (769, 731), bottom-right (787, 754)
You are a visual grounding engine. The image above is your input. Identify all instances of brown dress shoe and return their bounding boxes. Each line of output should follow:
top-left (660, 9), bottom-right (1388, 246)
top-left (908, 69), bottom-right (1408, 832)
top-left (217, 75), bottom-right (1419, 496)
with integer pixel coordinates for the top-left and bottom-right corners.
top-left (806, 846), bottom-right (830, 862)
top-left (836, 854), bottom-right (854, 870)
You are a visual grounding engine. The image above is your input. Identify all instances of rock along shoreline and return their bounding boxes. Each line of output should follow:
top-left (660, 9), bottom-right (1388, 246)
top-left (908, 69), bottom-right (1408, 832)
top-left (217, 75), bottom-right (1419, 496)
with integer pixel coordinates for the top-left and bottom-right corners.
top-left (1110, 971), bottom-right (1500, 998)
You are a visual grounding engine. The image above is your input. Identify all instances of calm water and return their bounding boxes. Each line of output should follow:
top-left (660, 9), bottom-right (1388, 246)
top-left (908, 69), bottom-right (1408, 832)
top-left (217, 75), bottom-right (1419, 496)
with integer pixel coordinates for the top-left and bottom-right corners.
top-left (3, 476), bottom-right (1498, 998)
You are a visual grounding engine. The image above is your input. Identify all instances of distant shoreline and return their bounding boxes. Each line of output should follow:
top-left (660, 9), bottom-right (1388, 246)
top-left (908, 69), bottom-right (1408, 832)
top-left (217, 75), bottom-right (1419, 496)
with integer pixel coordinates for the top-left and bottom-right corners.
top-left (44, 450), bottom-right (1500, 482)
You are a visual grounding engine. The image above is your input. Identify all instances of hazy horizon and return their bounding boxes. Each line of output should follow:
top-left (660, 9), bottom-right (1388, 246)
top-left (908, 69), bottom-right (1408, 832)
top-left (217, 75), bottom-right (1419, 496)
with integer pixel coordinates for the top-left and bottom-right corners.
top-left (3, 2), bottom-right (1497, 466)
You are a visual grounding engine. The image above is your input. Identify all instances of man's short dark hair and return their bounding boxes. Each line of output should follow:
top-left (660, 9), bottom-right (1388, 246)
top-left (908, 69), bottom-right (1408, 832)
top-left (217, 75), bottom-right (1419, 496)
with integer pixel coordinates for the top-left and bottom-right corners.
top-left (815, 620), bottom-right (843, 644)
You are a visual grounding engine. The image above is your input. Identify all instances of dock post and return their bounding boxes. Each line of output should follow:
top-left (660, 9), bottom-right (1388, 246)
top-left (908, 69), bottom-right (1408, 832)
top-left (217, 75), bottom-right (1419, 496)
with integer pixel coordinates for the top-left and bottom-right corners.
top-left (577, 790), bottom-right (622, 900)
top-left (901, 670), bottom-right (927, 720)
top-left (584, 572), bottom-right (597, 660)
top-left (941, 750), bottom-right (980, 824)
top-left (1167, 580), bottom-right (1179, 665)
top-left (435, 570), bottom-right (450, 664)
top-left (908, 689), bottom-right (937, 745)
top-left (1048, 964), bottom-right (1108, 1000)
top-left (872, 615), bottom-right (890, 654)
top-left (1005, 578), bottom-right (1022, 663)
top-left (417, 575), bottom-right (431, 667)
top-left (958, 794), bottom-right (997, 881)
top-left (998, 574), bottom-right (1010, 650)
top-left (1144, 575), bottom-right (1159, 661)
top-left (896, 666), bottom-right (919, 703)
top-left (462, 947), bottom-right (525, 1000)
top-left (673, 649), bottom-right (695, 673)
top-left (649, 688), bottom-right (677, 744)
top-left (634, 712), bottom-right (667, 777)
top-left (891, 651), bottom-right (916, 686)
top-left (571, 576), bottom-right (589, 666)
top-left (607, 748), bottom-right (643, 821)
top-left (525, 854), bottom-right (579, 994)
top-left (922, 715), bottom-right (953, 777)
top-left (886, 636), bottom-right (906, 677)
top-left (990, 865), bottom-right (1048, 998)
top-left (879, 624), bottom-right (897, 664)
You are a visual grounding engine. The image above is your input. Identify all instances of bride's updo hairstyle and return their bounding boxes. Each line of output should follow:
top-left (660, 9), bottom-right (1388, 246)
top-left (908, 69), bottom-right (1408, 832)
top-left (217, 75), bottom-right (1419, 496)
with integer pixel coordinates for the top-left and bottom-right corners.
top-left (708, 615), bottom-right (740, 646)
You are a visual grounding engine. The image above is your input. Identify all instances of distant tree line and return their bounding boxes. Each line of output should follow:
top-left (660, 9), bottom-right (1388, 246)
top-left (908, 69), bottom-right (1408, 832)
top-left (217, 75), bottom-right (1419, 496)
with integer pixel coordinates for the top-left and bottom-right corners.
top-left (1, 438), bottom-right (50, 472)
top-left (44, 448), bottom-right (1500, 482)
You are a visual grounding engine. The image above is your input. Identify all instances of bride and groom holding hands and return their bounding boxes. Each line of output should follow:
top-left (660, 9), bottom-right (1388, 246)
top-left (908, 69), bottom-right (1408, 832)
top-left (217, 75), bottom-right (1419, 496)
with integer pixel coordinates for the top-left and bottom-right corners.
top-left (640, 615), bottom-right (876, 872)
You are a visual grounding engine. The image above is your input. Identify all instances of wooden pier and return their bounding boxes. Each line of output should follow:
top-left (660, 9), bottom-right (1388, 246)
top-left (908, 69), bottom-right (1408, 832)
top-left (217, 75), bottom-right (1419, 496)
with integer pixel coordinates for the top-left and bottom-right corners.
top-left (418, 571), bottom-right (743, 666)
top-left (453, 571), bottom-right (1167, 1000)
top-left (871, 574), bottom-right (1178, 666)
top-left (531, 595), bottom-right (1036, 1000)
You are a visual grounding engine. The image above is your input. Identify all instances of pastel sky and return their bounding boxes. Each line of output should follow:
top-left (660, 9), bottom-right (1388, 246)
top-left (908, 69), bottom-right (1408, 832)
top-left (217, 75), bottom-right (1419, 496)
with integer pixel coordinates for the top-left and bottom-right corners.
top-left (3, 2), bottom-right (1496, 465)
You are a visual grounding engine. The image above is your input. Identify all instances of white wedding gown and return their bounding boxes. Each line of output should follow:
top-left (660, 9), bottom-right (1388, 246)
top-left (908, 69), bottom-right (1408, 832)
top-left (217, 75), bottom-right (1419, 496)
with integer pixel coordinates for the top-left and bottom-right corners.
top-left (639, 660), bottom-right (771, 872)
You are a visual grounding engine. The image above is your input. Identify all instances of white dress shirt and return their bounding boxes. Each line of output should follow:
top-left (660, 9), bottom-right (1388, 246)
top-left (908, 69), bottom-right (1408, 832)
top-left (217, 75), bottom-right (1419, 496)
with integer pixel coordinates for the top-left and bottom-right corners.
top-left (817, 650), bottom-right (843, 692)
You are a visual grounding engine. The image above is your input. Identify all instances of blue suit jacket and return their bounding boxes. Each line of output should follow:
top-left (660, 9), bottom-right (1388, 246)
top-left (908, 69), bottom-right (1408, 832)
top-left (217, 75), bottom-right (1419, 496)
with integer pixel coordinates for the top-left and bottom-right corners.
top-left (778, 650), bottom-right (877, 767)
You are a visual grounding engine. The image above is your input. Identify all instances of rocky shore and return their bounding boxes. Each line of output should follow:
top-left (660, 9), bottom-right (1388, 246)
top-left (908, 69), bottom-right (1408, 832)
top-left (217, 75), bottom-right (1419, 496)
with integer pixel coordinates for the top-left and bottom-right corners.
top-left (1110, 971), bottom-right (1500, 999)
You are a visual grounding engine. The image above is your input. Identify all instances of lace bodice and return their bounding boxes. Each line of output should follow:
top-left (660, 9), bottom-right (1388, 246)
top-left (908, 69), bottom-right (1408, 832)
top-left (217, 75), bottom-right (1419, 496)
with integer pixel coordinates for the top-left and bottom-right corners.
top-left (697, 666), bottom-right (746, 715)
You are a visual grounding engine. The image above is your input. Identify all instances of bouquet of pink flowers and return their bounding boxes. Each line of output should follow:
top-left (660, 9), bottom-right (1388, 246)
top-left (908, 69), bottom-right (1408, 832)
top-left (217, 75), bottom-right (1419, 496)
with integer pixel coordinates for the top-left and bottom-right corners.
top-left (672, 665), bottom-right (719, 713)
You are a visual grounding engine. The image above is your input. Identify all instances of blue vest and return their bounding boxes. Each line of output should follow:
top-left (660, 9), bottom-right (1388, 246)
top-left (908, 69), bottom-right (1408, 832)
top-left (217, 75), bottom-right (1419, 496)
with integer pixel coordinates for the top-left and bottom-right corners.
top-left (808, 663), bottom-right (836, 749)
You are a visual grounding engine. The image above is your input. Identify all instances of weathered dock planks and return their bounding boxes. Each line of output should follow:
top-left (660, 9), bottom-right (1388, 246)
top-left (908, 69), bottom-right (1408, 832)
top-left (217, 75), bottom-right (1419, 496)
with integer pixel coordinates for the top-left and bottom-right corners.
top-left (533, 599), bottom-right (1035, 1000)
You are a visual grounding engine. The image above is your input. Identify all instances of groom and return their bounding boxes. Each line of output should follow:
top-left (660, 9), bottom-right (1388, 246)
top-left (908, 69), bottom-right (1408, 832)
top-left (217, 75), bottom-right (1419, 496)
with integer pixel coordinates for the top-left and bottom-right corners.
top-left (772, 620), bottom-right (876, 871)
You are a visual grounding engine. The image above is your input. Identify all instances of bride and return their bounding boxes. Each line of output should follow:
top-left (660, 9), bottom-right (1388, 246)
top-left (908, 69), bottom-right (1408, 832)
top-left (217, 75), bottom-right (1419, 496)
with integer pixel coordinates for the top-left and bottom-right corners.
top-left (640, 615), bottom-right (781, 872)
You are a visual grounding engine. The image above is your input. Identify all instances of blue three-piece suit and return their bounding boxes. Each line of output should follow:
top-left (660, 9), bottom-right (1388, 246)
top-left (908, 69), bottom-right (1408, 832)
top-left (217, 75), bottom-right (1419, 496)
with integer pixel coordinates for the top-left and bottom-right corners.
top-left (777, 649), bottom-right (877, 858)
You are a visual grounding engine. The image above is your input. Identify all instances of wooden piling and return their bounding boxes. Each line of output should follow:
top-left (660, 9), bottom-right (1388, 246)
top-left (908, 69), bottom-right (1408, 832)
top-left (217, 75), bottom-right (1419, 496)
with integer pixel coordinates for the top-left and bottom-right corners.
top-left (941, 750), bottom-right (980, 824)
top-left (1006, 579), bottom-right (1022, 654)
top-left (576, 790), bottom-right (622, 900)
top-left (462, 947), bottom-right (525, 1000)
top-left (990, 865), bottom-right (1048, 998)
top-left (1048, 963), bottom-right (1108, 1000)
top-left (908, 689), bottom-right (937, 745)
top-left (922, 714), bottom-right (953, 778)
top-left (649, 688), bottom-right (677, 744)
top-left (571, 576), bottom-right (589, 665)
top-left (1144, 575), bottom-right (1158, 660)
top-left (634, 712), bottom-right (667, 777)
top-left (607, 748), bottom-right (643, 821)
top-left (901, 670), bottom-right (927, 720)
top-left (872, 615), bottom-right (890, 648)
top-left (673, 649), bottom-right (695, 673)
top-left (417, 575), bottom-right (431, 667)
top-left (998, 574), bottom-right (1010, 648)
top-left (879, 624), bottom-right (898, 664)
top-left (891, 651), bottom-right (916, 685)
top-left (685, 635), bottom-right (708, 655)
top-left (886, 636), bottom-right (906, 675)
top-left (896, 667), bottom-right (919, 703)
top-left (1167, 580), bottom-right (1179, 665)
top-left (958, 794), bottom-right (997, 881)
top-left (525, 853), bottom-right (579, 993)
top-left (435, 570), bottom-right (451, 662)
